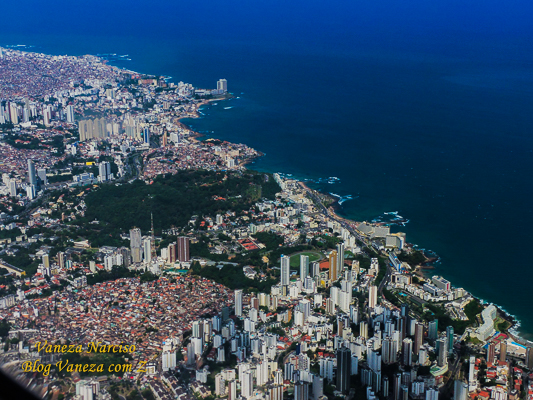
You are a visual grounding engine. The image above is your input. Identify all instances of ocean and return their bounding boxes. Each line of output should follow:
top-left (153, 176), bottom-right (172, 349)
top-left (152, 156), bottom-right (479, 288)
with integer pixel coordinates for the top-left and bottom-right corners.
top-left (1, 0), bottom-right (533, 338)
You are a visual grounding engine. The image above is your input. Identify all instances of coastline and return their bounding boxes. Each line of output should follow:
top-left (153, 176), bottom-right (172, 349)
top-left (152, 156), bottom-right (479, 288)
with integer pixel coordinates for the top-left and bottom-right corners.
top-left (178, 97), bottom-right (530, 345)
top-left (8, 45), bottom-right (527, 346)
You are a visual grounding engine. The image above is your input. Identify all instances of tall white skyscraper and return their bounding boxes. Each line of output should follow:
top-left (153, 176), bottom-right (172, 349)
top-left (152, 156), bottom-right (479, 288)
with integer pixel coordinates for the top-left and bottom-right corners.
top-left (217, 79), bottom-right (228, 93)
top-left (8, 179), bottom-right (17, 197)
top-left (281, 255), bottom-right (290, 286)
top-left (426, 388), bottom-right (439, 400)
top-left (228, 380), bottom-right (237, 400)
top-left (9, 102), bottom-right (18, 125)
top-left (28, 159), bottom-right (37, 186)
top-left (336, 243), bottom-right (345, 276)
top-left (468, 356), bottom-right (476, 385)
top-left (143, 238), bottom-right (152, 263)
top-left (130, 228), bottom-right (142, 263)
top-left (99, 162), bottom-right (111, 182)
top-left (0, 103), bottom-right (5, 124)
top-left (241, 370), bottom-right (253, 399)
top-left (300, 255), bottom-right (309, 278)
top-left (454, 380), bottom-right (468, 400)
top-left (66, 105), bottom-right (75, 123)
top-left (235, 289), bottom-right (243, 317)
top-left (43, 106), bottom-right (52, 127)
top-left (162, 342), bottom-right (177, 372)
top-left (368, 285), bottom-right (378, 309)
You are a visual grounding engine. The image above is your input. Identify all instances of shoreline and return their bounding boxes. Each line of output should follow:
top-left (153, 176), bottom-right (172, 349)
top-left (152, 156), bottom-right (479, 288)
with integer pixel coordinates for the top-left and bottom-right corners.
top-left (178, 102), bottom-right (530, 345)
top-left (48, 48), bottom-right (532, 347)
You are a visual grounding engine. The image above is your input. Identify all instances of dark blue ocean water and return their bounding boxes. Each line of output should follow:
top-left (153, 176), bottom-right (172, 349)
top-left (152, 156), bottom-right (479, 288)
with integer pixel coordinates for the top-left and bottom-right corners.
top-left (2, 0), bottom-right (533, 338)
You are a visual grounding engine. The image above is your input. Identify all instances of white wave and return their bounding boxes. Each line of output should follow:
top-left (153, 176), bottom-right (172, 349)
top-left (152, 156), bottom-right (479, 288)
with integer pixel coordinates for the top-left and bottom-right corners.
top-left (224, 106), bottom-right (233, 109)
top-left (338, 197), bottom-right (353, 205)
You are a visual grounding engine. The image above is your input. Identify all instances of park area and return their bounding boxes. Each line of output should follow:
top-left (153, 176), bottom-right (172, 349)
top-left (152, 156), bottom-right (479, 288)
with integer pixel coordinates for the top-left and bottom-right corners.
top-left (289, 251), bottom-right (323, 268)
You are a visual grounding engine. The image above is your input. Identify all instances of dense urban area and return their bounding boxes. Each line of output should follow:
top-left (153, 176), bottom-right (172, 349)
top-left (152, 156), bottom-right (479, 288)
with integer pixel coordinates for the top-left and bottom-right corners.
top-left (0, 47), bottom-right (531, 400)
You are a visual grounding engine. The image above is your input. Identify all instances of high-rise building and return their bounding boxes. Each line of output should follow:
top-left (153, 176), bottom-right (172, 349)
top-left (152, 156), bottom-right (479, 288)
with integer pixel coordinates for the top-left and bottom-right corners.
top-left (428, 319), bottom-right (438, 341)
top-left (26, 185), bottom-right (36, 200)
top-left (228, 380), bottom-right (237, 400)
top-left (527, 347), bottom-right (533, 370)
top-left (121, 247), bottom-right (131, 267)
top-left (235, 289), bottom-right (243, 317)
top-left (383, 336), bottom-right (398, 364)
top-left (312, 376), bottom-right (323, 400)
top-left (399, 316), bottom-right (407, 341)
top-left (468, 356), bottom-right (476, 385)
top-left (437, 337), bottom-right (447, 367)
top-left (281, 255), bottom-right (290, 286)
top-left (177, 237), bottom-right (190, 262)
top-left (393, 373), bottom-right (402, 400)
top-left (499, 341), bottom-right (507, 362)
top-left (217, 79), bottom-right (228, 93)
top-left (215, 374), bottom-right (226, 396)
top-left (329, 250), bottom-right (338, 281)
top-left (401, 304), bottom-right (409, 317)
top-left (241, 370), bottom-right (253, 399)
top-left (99, 161), bottom-right (111, 182)
top-left (382, 376), bottom-right (390, 398)
top-left (336, 243), bottom-right (345, 277)
top-left (402, 338), bottom-right (413, 366)
top-left (426, 387), bottom-right (439, 400)
top-left (446, 326), bottom-right (454, 355)
top-left (143, 127), bottom-right (150, 145)
top-left (37, 168), bottom-right (47, 186)
top-left (300, 255), bottom-right (309, 278)
top-left (8, 180), bottom-right (16, 197)
top-left (76, 380), bottom-right (96, 400)
top-left (130, 228), bottom-right (143, 263)
top-left (66, 105), bottom-right (75, 123)
top-left (294, 382), bottom-right (309, 400)
top-left (414, 322), bottom-right (424, 355)
top-left (28, 159), bottom-right (37, 186)
top-left (143, 238), bottom-right (152, 263)
top-left (79, 118), bottom-right (105, 141)
top-left (454, 380), bottom-right (468, 400)
top-left (487, 343), bottom-right (495, 365)
top-left (360, 321), bottom-right (368, 339)
top-left (368, 285), bottom-right (378, 309)
top-left (162, 343), bottom-right (176, 372)
top-left (9, 102), bottom-right (18, 125)
top-left (337, 346), bottom-right (351, 394)
top-left (168, 243), bottom-right (177, 263)
top-left (43, 106), bottom-right (52, 127)
top-left (268, 385), bottom-right (283, 400)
